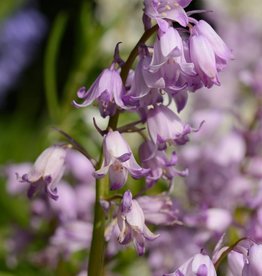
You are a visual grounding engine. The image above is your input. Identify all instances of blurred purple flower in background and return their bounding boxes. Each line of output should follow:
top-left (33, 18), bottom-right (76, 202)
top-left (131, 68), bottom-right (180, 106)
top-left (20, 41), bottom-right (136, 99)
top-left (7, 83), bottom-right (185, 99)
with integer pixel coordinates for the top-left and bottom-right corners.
top-left (0, 6), bottom-right (47, 105)
top-left (164, 252), bottom-right (217, 276)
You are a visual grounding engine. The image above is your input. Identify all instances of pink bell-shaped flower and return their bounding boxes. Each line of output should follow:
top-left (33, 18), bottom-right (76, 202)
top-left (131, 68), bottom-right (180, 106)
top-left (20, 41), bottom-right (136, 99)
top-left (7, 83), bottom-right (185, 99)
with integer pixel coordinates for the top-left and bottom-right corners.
top-left (95, 131), bottom-right (149, 190)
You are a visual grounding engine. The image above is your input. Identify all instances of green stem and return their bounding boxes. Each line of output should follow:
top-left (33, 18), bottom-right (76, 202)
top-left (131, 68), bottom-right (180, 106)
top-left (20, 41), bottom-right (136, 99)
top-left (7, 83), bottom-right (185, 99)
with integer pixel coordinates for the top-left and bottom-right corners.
top-left (88, 175), bottom-right (108, 276)
top-left (44, 12), bottom-right (68, 123)
top-left (120, 25), bottom-right (158, 83)
top-left (87, 24), bottom-right (158, 276)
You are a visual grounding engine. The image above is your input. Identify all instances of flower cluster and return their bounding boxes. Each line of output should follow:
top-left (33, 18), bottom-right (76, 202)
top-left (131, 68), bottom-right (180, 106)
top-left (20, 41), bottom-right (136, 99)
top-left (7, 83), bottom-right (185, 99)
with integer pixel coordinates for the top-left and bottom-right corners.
top-left (8, 0), bottom-right (262, 275)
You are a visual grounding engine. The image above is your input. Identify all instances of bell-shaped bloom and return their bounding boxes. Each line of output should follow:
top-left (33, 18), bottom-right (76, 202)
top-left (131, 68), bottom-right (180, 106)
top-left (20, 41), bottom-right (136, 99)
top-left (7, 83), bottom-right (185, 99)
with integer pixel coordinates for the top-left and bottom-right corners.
top-left (148, 27), bottom-right (196, 105)
top-left (189, 33), bottom-right (219, 88)
top-left (144, 0), bottom-right (192, 31)
top-left (150, 27), bottom-right (195, 75)
top-left (117, 190), bottom-right (159, 255)
top-left (147, 104), bottom-right (200, 149)
top-left (124, 46), bottom-right (165, 106)
top-left (94, 131), bottom-right (149, 190)
top-left (189, 20), bottom-right (233, 88)
top-left (163, 252), bottom-right (217, 276)
top-left (243, 244), bottom-right (262, 276)
top-left (139, 140), bottom-right (188, 187)
top-left (73, 63), bottom-right (126, 118)
top-left (193, 20), bottom-right (233, 71)
top-left (137, 194), bottom-right (179, 225)
top-left (21, 145), bottom-right (67, 200)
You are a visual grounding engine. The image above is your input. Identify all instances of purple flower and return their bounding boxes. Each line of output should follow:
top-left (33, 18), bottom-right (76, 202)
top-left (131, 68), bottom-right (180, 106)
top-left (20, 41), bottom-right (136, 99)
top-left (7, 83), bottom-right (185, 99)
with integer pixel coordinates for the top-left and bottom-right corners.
top-left (0, 8), bottom-right (47, 104)
top-left (73, 64), bottom-right (126, 118)
top-left (21, 145), bottom-right (67, 200)
top-left (123, 47), bottom-right (164, 116)
top-left (163, 252), bottom-right (217, 276)
top-left (189, 32), bottom-right (219, 88)
top-left (189, 20), bottom-right (233, 88)
top-left (147, 104), bottom-right (200, 149)
top-left (144, 0), bottom-right (192, 32)
top-left (117, 190), bottom-right (159, 255)
top-left (139, 140), bottom-right (188, 187)
top-left (94, 131), bottom-right (149, 190)
top-left (150, 26), bottom-right (195, 81)
top-left (185, 208), bottom-right (232, 233)
top-left (193, 20), bottom-right (233, 71)
top-left (137, 194), bottom-right (179, 225)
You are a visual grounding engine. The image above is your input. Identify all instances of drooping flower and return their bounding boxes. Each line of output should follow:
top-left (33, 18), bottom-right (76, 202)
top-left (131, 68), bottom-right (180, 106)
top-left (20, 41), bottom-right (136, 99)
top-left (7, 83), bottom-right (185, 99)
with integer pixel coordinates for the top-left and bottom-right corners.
top-left (144, 0), bottom-right (192, 32)
top-left (148, 26), bottom-right (197, 112)
top-left (137, 194), bottom-right (180, 225)
top-left (94, 131), bottom-right (149, 190)
top-left (117, 190), bottom-right (159, 255)
top-left (189, 20), bottom-right (233, 88)
top-left (139, 140), bottom-right (188, 187)
top-left (21, 145), bottom-right (67, 200)
top-left (123, 45), bottom-right (164, 108)
top-left (150, 26), bottom-right (195, 87)
top-left (147, 104), bottom-right (201, 149)
top-left (73, 63), bottom-right (126, 118)
top-left (189, 32), bottom-right (219, 88)
top-left (193, 20), bottom-right (233, 71)
top-left (163, 252), bottom-right (217, 276)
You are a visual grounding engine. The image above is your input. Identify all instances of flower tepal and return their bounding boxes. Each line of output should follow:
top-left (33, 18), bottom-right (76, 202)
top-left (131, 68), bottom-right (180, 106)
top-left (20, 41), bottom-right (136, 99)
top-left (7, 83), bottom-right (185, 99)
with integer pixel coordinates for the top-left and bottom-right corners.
top-left (21, 145), bottom-right (67, 200)
top-left (94, 131), bottom-right (149, 190)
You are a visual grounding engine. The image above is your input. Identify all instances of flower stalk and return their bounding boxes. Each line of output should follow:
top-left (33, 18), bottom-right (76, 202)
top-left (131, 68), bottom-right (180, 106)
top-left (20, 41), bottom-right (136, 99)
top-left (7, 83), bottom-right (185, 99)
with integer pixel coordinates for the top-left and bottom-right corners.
top-left (87, 24), bottom-right (158, 276)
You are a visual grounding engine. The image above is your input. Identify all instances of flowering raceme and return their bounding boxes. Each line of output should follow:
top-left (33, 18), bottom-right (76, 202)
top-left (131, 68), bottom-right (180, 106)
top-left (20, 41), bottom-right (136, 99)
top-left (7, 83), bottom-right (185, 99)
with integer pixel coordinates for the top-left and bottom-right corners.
top-left (7, 0), bottom-right (244, 275)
